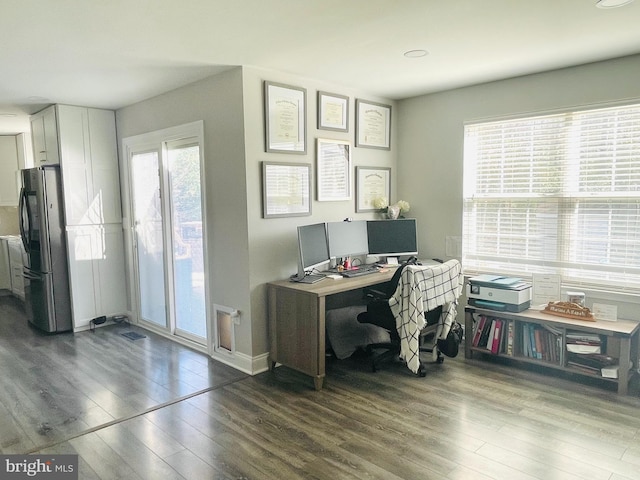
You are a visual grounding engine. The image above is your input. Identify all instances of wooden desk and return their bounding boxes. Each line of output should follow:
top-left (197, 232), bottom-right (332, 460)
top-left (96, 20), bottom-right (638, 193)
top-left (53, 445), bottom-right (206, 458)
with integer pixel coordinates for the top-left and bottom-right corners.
top-left (268, 269), bottom-right (396, 390)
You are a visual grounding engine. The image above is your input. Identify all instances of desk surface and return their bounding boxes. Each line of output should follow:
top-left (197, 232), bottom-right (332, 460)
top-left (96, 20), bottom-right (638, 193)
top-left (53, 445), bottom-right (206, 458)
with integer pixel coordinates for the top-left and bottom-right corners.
top-left (268, 268), bottom-right (396, 297)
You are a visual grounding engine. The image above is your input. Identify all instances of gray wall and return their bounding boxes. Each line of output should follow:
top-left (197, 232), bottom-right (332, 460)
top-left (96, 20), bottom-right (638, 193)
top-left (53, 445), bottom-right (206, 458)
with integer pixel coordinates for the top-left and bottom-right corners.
top-left (398, 54), bottom-right (640, 319)
top-left (116, 65), bottom-right (398, 363)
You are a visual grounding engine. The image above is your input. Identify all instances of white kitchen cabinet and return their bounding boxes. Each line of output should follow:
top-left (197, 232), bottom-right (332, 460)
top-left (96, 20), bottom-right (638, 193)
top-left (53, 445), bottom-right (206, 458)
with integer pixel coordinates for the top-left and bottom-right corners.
top-left (66, 224), bottom-right (127, 330)
top-left (0, 136), bottom-right (20, 206)
top-left (0, 239), bottom-right (10, 291)
top-left (30, 106), bottom-right (60, 165)
top-left (55, 105), bottom-right (122, 226)
top-left (30, 104), bottom-right (127, 330)
top-left (7, 237), bottom-right (24, 300)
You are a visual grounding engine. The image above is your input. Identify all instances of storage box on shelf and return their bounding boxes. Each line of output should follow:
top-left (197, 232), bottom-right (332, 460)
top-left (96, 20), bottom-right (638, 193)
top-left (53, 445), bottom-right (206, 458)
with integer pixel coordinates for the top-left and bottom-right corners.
top-left (465, 306), bottom-right (640, 395)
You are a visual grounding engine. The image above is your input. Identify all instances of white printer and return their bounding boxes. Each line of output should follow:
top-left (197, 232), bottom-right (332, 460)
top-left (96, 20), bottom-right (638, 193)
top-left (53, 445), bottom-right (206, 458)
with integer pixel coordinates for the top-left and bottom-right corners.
top-left (467, 274), bottom-right (532, 312)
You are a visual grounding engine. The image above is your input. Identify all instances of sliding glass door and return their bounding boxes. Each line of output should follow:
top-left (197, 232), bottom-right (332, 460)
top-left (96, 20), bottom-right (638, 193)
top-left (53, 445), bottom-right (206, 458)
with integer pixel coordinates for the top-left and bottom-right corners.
top-left (125, 123), bottom-right (207, 345)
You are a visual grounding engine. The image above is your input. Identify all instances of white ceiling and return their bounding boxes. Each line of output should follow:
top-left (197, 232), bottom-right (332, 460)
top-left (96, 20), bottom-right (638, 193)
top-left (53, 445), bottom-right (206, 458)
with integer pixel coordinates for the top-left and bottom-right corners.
top-left (1, 0), bottom-right (639, 134)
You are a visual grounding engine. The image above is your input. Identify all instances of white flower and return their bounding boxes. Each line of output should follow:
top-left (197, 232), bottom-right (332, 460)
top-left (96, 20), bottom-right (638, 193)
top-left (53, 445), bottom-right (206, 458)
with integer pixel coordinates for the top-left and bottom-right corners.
top-left (396, 200), bottom-right (410, 213)
top-left (372, 197), bottom-right (389, 210)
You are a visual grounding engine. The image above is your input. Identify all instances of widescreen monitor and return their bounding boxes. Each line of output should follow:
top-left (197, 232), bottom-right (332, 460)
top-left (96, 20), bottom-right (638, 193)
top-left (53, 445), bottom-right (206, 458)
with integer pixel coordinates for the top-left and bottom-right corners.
top-left (326, 220), bottom-right (369, 260)
top-left (296, 222), bottom-right (330, 279)
top-left (366, 218), bottom-right (418, 261)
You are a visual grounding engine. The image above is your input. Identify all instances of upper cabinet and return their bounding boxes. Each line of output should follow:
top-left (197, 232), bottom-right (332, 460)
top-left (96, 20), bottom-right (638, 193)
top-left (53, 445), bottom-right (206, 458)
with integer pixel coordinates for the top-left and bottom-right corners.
top-left (0, 136), bottom-right (20, 206)
top-left (30, 106), bottom-right (60, 165)
top-left (31, 105), bottom-right (122, 225)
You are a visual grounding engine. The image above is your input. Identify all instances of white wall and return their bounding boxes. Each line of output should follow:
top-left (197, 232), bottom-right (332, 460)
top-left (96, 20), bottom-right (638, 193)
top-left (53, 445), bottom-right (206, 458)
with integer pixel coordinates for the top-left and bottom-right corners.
top-left (398, 54), bottom-right (640, 319)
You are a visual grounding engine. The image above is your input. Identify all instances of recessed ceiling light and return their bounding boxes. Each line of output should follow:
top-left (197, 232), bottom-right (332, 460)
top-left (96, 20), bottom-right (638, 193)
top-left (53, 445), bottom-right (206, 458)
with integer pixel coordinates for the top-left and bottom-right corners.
top-left (596, 0), bottom-right (634, 8)
top-left (404, 49), bottom-right (429, 58)
top-left (0, 113), bottom-right (17, 117)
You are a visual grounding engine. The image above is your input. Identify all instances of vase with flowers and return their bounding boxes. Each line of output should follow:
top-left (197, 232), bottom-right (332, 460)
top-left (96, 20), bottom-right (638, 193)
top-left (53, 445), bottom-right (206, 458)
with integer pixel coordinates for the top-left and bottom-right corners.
top-left (372, 197), bottom-right (410, 219)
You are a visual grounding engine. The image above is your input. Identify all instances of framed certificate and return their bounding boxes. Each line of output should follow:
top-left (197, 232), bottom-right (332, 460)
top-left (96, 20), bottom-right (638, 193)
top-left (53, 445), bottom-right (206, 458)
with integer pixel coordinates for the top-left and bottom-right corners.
top-left (316, 138), bottom-right (351, 201)
top-left (262, 162), bottom-right (311, 218)
top-left (264, 81), bottom-right (307, 154)
top-left (356, 166), bottom-right (391, 212)
top-left (317, 91), bottom-right (349, 132)
top-left (355, 99), bottom-right (391, 150)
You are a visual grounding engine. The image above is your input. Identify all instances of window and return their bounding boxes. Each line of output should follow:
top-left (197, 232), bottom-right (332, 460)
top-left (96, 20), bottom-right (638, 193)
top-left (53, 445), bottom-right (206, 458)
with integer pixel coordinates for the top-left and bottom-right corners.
top-left (463, 103), bottom-right (640, 293)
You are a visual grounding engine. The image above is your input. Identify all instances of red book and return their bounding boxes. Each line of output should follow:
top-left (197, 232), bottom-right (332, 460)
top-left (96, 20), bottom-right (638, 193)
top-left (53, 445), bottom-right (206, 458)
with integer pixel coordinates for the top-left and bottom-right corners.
top-left (491, 319), bottom-right (503, 354)
top-left (472, 316), bottom-right (486, 347)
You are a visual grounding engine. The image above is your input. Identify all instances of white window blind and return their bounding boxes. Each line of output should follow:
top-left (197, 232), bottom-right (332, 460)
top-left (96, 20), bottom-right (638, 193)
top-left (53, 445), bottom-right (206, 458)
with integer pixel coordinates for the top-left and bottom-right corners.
top-left (463, 103), bottom-right (640, 293)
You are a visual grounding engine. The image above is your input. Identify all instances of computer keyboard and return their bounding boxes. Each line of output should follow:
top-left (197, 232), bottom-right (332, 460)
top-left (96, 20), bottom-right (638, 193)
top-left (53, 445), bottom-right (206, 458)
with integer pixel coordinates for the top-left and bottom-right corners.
top-left (295, 274), bottom-right (326, 284)
top-left (341, 265), bottom-right (380, 278)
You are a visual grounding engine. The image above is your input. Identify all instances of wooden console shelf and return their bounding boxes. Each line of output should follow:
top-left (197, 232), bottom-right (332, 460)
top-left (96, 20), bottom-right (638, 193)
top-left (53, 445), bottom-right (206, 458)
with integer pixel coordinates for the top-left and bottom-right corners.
top-left (465, 306), bottom-right (640, 395)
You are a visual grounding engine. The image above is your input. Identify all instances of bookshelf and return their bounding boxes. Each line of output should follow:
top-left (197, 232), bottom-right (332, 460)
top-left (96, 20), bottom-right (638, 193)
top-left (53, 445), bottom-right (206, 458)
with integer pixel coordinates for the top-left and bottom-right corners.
top-left (464, 306), bottom-right (640, 395)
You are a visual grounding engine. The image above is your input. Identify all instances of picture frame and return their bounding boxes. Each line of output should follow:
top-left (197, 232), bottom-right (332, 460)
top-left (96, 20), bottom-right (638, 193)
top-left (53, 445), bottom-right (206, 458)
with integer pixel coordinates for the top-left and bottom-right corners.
top-left (316, 138), bottom-right (351, 201)
top-left (262, 161), bottom-right (311, 218)
top-left (264, 81), bottom-right (307, 154)
top-left (356, 166), bottom-right (391, 212)
top-left (317, 91), bottom-right (349, 132)
top-left (355, 99), bottom-right (391, 150)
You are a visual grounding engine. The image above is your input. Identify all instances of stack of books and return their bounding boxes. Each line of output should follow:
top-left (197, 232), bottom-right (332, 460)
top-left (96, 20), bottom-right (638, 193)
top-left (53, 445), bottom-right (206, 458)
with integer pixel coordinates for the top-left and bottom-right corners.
top-left (565, 331), bottom-right (624, 378)
top-left (566, 331), bottom-right (603, 354)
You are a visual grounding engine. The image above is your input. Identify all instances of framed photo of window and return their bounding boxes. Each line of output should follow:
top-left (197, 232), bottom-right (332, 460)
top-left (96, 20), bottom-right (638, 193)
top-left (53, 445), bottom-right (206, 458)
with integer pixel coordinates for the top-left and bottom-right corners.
top-left (316, 138), bottom-right (351, 201)
top-left (264, 81), bottom-right (307, 154)
top-left (356, 166), bottom-right (391, 212)
top-left (355, 99), bottom-right (391, 150)
top-left (317, 91), bottom-right (349, 132)
top-left (262, 162), bottom-right (311, 218)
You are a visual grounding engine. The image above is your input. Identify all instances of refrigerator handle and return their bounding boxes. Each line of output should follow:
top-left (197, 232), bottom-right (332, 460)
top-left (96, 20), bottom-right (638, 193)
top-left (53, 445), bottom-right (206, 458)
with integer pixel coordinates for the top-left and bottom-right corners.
top-left (18, 187), bottom-right (30, 254)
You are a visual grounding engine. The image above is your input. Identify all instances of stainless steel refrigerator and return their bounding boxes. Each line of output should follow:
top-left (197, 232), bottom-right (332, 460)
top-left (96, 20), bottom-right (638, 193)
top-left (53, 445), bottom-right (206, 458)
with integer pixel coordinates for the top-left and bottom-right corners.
top-left (19, 165), bottom-right (72, 333)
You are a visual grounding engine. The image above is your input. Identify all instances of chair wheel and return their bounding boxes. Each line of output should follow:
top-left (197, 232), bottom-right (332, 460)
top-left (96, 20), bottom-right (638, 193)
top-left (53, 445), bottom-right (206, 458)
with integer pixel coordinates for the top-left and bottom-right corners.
top-left (436, 356), bottom-right (444, 364)
top-left (418, 365), bottom-right (427, 377)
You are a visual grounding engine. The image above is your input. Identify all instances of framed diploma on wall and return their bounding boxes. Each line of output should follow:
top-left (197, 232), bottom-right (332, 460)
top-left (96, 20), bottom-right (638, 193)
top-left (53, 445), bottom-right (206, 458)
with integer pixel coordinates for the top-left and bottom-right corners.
top-left (317, 91), bottom-right (349, 132)
top-left (264, 81), bottom-right (307, 154)
top-left (316, 138), bottom-right (351, 201)
top-left (356, 166), bottom-right (391, 212)
top-left (262, 162), bottom-right (311, 218)
top-left (355, 99), bottom-right (391, 150)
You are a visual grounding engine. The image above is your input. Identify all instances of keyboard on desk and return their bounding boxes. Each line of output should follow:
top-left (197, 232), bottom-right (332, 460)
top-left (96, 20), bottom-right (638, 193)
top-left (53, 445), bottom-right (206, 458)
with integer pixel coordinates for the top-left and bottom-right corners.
top-left (341, 265), bottom-right (380, 278)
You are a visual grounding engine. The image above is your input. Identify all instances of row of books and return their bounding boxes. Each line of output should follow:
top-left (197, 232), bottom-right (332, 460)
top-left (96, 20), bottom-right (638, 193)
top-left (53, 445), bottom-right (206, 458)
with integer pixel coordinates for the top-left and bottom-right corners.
top-left (471, 316), bottom-right (513, 355)
top-left (521, 322), bottom-right (562, 363)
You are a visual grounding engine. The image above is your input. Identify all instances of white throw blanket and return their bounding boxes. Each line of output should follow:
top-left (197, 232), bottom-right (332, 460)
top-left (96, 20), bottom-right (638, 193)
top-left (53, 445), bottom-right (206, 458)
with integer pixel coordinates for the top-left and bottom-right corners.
top-left (388, 260), bottom-right (462, 374)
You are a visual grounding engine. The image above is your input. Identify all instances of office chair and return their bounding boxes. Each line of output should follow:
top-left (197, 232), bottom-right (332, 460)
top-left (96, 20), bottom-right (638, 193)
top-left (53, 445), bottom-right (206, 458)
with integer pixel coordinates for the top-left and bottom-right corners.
top-left (357, 258), bottom-right (462, 376)
top-left (357, 258), bottom-right (443, 376)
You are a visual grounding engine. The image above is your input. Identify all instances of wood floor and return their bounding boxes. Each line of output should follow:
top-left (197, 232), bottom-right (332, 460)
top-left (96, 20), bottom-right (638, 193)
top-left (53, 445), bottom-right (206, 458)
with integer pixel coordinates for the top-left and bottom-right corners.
top-left (2, 296), bottom-right (640, 479)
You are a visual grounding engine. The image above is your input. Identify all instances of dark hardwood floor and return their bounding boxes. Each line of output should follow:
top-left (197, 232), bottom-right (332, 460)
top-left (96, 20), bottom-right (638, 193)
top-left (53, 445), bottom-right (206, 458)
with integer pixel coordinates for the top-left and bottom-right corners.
top-left (2, 295), bottom-right (640, 479)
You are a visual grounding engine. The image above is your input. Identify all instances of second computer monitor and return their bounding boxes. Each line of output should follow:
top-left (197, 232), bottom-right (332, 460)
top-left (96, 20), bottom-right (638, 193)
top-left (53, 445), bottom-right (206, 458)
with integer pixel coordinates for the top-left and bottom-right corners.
top-left (366, 218), bottom-right (418, 259)
top-left (326, 220), bottom-right (369, 259)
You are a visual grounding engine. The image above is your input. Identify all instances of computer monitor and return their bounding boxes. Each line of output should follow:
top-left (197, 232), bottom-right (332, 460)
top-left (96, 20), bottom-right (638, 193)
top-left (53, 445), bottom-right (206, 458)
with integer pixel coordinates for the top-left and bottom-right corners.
top-left (296, 222), bottom-right (330, 280)
top-left (326, 220), bottom-right (369, 260)
top-left (366, 218), bottom-right (418, 262)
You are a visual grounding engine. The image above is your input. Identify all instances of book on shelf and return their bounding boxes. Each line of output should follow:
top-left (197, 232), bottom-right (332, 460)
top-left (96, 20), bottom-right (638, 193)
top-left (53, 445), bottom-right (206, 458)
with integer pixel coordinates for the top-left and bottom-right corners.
top-left (472, 315), bottom-right (486, 347)
top-left (491, 319), bottom-right (503, 354)
top-left (506, 322), bottom-right (514, 356)
top-left (486, 319), bottom-right (497, 351)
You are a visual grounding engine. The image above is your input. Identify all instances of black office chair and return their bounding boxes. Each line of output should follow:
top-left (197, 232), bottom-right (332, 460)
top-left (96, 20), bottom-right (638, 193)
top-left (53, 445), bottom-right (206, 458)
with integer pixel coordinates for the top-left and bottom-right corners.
top-left (357, 257), bottom-right (444, 376)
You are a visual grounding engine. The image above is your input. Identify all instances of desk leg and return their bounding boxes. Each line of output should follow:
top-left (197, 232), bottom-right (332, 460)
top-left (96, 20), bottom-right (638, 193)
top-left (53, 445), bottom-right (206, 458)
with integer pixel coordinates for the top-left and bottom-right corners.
top-left (314, 375), bottom-right (324, 391)
top-left (464, 309), bottom-right (474, 359)
top-left (618, 336), bottom-right (631, 395)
